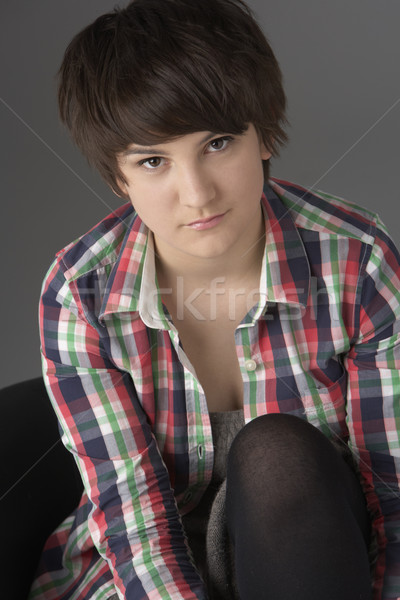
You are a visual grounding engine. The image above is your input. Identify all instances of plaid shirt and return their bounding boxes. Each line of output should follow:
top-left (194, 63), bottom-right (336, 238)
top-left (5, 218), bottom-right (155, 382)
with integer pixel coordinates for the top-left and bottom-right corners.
top-left (31, 179), bottom-right (400, 600)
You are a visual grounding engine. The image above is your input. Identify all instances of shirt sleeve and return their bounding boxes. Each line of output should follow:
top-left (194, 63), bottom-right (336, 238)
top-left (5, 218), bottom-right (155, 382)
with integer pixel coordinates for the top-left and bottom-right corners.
top-left (345, 217), bottom-right (400, 600)
top-left (39, 257), bottom-right (207, 600)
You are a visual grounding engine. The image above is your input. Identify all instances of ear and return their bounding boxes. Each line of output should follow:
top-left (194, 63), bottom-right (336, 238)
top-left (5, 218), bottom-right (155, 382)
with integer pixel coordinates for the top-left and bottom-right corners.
top-left (260, 142), bottom-right (272, 161)
top-left (112, 178), bottom-right (130, 200)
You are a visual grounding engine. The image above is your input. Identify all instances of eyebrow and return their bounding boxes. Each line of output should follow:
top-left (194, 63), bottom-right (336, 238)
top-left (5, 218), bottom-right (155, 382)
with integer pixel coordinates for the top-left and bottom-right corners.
top-left (122, 132), bottom-right (219, 156)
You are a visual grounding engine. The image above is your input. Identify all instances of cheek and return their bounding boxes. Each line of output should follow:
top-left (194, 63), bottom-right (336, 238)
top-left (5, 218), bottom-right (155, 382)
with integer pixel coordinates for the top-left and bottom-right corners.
top-left (222, 153), bottom-right (263, 188)
top-left (127, 179), bottom-right (172, 210)
top-left (233, 154), bottom-right (265, 197)
top-left (127, 192), bottom-right (173, 233)
top-left (125, 190), bottom-right (150, 223)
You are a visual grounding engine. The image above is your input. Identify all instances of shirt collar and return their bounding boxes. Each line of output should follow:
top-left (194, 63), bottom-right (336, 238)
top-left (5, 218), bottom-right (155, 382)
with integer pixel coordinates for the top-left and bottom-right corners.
top-left (138, 233), bottom-right (171, 329)
top-left (98, 214), bottom-right (149, 320)
top-left (98, 214), bottom-right (171, 328)
top-left (262, 181), bottom-right (310, 307)
top-left (99, 182), bottom-right (310, 326)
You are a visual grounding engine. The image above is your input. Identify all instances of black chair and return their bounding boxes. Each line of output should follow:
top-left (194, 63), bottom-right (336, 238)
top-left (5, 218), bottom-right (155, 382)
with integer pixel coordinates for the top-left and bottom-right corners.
top-left (0, 377), bottom-right (83, 599)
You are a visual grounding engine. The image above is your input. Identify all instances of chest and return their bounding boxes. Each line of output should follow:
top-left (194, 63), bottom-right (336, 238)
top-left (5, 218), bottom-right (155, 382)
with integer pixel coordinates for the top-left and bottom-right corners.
top-left (164, 288), bottom-right (252, 412)
top-left (176, 318), bottom-right (244, 412)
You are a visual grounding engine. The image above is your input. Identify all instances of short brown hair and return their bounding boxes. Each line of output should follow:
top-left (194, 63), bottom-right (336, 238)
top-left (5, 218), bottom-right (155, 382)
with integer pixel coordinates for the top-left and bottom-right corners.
top-left (58, 0), bottom-right (288, 197)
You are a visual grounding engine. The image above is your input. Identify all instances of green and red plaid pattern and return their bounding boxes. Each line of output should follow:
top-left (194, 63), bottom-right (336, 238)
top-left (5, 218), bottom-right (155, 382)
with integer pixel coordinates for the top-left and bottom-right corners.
top-left (31, 180), bottom-right (400, 599)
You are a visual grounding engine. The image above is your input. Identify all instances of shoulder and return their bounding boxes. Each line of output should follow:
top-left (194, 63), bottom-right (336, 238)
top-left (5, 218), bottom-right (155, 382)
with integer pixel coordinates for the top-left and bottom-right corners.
top-left (268, 178), bottom-right (380, 246)
top-left (40, 202), bottom-right (147, 323)
top-left (49, 202), bottom-right (139, 282)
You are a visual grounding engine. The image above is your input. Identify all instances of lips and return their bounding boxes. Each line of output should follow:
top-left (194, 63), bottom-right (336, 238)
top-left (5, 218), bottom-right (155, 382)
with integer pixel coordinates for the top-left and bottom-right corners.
top-left (186, 213), bottom-right (226, 231)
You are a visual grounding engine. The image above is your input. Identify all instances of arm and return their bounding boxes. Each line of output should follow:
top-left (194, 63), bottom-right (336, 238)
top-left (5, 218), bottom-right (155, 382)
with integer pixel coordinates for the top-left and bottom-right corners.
top-left (39, 258), bottom-right (207, 600)
top-left (345, 217), bottom-right (400, 600)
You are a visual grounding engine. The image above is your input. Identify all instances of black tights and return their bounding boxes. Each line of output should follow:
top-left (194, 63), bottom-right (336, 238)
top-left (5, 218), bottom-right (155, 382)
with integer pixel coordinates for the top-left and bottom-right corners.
top-left (225, 414), bottom-right (371, 599)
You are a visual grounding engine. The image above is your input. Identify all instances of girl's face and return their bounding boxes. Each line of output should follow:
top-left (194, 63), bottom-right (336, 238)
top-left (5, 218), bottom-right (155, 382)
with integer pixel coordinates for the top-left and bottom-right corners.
top-left (117, 124), bottom-right (271, 269)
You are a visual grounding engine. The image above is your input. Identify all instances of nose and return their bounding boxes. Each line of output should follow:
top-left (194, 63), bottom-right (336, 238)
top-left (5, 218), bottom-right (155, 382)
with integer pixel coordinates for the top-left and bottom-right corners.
top-left (177, 162), bottom-right (215, 207)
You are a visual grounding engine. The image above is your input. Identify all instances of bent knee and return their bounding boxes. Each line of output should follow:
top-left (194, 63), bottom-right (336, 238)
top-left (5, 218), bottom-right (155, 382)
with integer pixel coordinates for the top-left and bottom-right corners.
top-left (227, 413), bottom-right (342, 487)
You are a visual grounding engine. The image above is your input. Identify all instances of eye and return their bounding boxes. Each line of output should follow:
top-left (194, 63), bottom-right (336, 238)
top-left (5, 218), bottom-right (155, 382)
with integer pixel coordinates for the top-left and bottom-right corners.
top-left (138, 156), bottom-right (164, 169)
top-left (207, 135), bottom-right (234, 152)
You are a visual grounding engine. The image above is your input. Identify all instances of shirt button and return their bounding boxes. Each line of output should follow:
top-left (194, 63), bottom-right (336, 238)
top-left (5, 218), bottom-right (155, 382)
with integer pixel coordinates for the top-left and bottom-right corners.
top-left (244, 359), bottom-right (257, 372)
top-left (197, 444), bottom-right (204, 459)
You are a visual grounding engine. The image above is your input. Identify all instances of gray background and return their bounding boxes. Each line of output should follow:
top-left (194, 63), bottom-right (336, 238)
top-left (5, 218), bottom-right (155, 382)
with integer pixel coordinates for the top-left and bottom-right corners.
top-left (1, 0), bottom-right (399, 388)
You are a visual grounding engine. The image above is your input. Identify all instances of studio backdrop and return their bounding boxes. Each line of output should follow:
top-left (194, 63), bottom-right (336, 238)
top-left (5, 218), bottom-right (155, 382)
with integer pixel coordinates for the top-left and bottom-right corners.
top-left (1, 0), bottom-right (399, 388)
